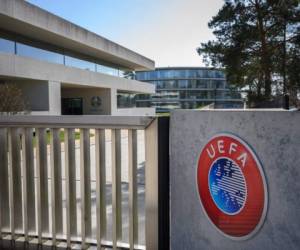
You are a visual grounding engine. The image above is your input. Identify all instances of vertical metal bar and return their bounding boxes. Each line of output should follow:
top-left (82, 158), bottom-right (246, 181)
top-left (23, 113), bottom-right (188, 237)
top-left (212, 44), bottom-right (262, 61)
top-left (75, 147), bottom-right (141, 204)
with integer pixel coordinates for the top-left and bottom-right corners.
top-left (8, 128), bottom-right (22, 240)
top-left (21, 128), bottom-right (35, 241)
top-left (95, 129), bottom-right (106, 249)
top-left (0, 128), bottom-right (9, 238)
top-left (111, 129), bottom-right (122, 250)
top-left (128, 129), bottom-right (138, 250)
top-left (36, 128), bottom-right (49, 243)
top-left (145, 120), bottom-right (159, 250)
top-left (80, 129), bottom-right (91, 249)
top-left (64, 128), bottom-right (77, 247)
top-left (50, 128), bottom-right (63, 245)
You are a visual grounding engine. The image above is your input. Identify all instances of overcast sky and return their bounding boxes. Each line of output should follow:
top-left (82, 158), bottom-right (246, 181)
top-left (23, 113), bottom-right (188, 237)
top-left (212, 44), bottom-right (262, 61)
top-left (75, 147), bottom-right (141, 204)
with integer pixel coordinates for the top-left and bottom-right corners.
top-left (27, 0), bottom-right (223, 67)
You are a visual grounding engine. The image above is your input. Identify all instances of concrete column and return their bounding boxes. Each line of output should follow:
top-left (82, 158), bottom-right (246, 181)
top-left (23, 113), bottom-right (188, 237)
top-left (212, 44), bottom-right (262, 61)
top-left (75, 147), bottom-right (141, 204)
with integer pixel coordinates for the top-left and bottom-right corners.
top-left (48, 81), bottom-right (61, 115)
top-left (110, 88), bottom-right (117, 116)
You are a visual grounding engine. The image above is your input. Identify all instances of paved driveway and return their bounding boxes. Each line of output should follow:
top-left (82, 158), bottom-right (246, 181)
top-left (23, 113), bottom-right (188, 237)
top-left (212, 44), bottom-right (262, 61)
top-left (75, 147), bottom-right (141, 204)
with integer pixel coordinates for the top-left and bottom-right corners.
top-left (35, 130), bottom-right (146, 246)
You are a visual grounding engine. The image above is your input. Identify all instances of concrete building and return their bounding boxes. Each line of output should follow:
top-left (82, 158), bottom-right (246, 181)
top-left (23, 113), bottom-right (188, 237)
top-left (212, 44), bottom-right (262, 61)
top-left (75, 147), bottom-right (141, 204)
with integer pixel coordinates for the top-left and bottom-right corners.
top-left (0, 0), bottom-right (155, 116)
top-left (135, 67), bottom-right (243, 113)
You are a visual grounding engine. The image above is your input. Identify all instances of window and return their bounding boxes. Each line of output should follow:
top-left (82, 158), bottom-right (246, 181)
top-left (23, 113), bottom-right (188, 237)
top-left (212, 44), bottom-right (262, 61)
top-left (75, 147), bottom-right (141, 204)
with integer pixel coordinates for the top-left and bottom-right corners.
top-left (17, 43), bottom-right (64, 64)
top-left (65, 56), bottom-right (95, 71)
top-left (178, 80), bottom-right (188, 88)
top-left (97, 65), bottom-right (119, 76)
top-left (196, 80), bottom-right (207, 89)
top-left (156, 81), bottom-right (164, 89)
top-left (159, 70), bottom-right (173, 79)
top-left (117, 92), bottom-right (137, 108)
top-left (0, 34), bottom-right (125, 78)
top-left (0, 38), bottom-right (14, 54)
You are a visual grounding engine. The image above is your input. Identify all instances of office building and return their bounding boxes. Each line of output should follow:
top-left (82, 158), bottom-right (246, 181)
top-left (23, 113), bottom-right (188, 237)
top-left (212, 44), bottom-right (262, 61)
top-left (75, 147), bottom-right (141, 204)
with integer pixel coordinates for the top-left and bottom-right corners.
top-left (0, 0), bottom-right (155, 116)
top-left (135, 67), bottom-right (243, 112)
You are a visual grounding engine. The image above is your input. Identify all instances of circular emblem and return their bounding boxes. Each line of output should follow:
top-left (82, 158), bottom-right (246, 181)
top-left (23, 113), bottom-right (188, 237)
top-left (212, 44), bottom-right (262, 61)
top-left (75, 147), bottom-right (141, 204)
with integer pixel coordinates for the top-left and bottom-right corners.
top-left (197, 133), bottom-right (267, 240)
top-left (91, 96), bottom-right (102, 108)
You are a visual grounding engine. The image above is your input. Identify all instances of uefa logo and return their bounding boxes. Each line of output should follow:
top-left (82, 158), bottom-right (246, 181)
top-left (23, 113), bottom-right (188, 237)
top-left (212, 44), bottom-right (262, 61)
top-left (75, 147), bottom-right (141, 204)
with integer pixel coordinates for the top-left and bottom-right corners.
top-left (91, 96), bottom-right (102, 108)
top-left (197, 133), bottom-right (268, 240)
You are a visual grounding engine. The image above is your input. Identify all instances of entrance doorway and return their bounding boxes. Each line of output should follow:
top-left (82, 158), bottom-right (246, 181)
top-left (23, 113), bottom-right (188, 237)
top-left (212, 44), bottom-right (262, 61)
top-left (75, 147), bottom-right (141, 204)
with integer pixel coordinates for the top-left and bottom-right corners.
top-left (61, 98), bottom-right (83, 115)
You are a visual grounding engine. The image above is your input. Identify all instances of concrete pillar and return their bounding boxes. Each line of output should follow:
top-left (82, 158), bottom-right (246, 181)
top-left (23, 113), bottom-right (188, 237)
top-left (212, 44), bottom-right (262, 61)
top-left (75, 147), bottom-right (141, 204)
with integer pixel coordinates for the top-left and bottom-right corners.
top-left (48, 81), bottom-right (61, 115)
top-left (110, 88), bottom-right (117, 116)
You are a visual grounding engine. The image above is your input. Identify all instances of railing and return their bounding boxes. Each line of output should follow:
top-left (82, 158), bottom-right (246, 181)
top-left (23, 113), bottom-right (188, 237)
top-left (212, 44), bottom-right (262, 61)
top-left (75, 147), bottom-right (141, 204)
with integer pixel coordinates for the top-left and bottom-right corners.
top-left (0, 116), bottom-right (165, 250)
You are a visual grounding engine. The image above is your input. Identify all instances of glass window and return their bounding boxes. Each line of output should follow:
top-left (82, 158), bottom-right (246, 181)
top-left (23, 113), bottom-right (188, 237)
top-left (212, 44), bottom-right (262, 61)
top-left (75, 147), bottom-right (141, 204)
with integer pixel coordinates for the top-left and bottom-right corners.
top-left (196, 80), bottom-right (207, 89)
top-left (117, 92), bottom-right (137, 108)
top-left (188, 70), bottom-right (194, 78)
top-left (136, 100), bottom-right (151, 108)
top-left (202, 70), bottom-right (210, 78)
top-left (195, 70), bottom-right (203, 78)
top-left (163, 80), bottom-right (178, 89)
top-left (178, 80), bottom-right (188, 88)
top-left (148, 71), bottom-right (157, 80)
top-left (159, 91), bottom-right (179, 99)
top-left (173, 70), bottom-right (186, 78)
top-left (159, 70), bottom-right (173, 79)
top-left (17, 43), bottom-right (64, 64)
top-left (145, 72), bottom-right (151, 80)
top-left (65, 56), bottom-right (95, 71)
top-left (136, 94), bottom-right (150, 100)
top-left (0, 34), bottom-right (127, 78)
top-left (138, 72), bottom-right (148, 80)
top-left (214, 70), bottom-right (225, 78)
top-left (97, 64), bottom-right (119, 76)
top-left (0, 38), bottom-right (14, 54)
top-left (216, 80), bottom-right (226, 89)
top-left (122, 70), bottom-right (135, 79)
top-left (186, 90), bottom-right (208, 100)
top-left (188, 80), bottom-right (197, 88)
top-left (154, 81), bottom-right (162, 89)
top-left (118, 70), bottom-right (125, 77)
top-left (179, 91), bottom-right (187, 99)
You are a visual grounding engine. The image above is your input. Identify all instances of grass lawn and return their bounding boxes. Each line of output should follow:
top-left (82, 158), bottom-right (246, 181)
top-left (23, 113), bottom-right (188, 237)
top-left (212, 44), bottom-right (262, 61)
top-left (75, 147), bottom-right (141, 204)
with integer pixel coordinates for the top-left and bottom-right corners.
top-left (157, 112), bottom-right (170, 117)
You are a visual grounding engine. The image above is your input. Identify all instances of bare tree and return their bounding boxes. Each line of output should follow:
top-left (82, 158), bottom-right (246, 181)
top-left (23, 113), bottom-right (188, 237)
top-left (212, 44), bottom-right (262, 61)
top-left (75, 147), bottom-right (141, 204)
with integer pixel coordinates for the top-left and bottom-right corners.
top-left (0, 83), bottom-right (30, 115)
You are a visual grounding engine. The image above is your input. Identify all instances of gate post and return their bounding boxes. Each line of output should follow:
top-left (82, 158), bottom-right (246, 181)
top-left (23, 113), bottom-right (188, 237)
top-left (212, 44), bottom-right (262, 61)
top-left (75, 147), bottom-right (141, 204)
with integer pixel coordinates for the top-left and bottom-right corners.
top-left (145, 117), bottom-right (170, 250)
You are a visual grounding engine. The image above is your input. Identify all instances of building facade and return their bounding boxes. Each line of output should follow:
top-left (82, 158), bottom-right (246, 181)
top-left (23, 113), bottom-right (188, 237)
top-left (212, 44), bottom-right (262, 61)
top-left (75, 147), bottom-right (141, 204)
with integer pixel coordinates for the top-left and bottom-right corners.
top-left (0, 0), bottom-right (155, 116)
top-left (135, 67), bottom-right (243, 112)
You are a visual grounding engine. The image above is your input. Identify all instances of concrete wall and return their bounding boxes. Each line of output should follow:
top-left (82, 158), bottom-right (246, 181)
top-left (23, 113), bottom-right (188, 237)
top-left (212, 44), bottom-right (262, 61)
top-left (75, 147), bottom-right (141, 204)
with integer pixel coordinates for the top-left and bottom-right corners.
top-left (112, 107), bottom-right (155, 116)
top-left (7, 80), bottom-right (61, 115)
top-left (12, 80), bottom-right (49, 111)
top-left (170, 110), bottom-right (300, 250)
top-left (48, 81), bottom-right (61, 115)
top-left (61, 87), bottom-right (111, 115)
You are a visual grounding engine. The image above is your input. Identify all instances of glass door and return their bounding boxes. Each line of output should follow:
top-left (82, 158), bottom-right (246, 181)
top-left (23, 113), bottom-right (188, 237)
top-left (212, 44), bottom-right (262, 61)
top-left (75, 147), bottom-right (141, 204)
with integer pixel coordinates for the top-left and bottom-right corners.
top-left (61, 98), bottom-right (83, 115)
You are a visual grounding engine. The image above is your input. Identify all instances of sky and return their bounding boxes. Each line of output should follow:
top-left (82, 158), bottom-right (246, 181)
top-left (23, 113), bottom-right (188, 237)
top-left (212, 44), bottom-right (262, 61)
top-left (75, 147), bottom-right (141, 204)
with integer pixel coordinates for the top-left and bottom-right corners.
top-left (27, 0), bottom-right (223, 67)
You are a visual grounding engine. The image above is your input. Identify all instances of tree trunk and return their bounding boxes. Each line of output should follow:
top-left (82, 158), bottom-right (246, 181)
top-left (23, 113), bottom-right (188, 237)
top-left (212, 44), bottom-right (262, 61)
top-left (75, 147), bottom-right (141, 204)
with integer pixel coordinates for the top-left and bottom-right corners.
top-left (254, 0), bottom-right (272, 98)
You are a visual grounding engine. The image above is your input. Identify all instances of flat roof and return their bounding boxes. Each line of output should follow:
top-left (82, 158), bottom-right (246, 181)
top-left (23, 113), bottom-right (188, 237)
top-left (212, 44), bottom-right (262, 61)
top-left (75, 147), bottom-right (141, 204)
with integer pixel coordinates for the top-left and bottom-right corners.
top-left (0, 0), bottom-right (155, 71)
top-left (136, 66), bottom-right (225, 72)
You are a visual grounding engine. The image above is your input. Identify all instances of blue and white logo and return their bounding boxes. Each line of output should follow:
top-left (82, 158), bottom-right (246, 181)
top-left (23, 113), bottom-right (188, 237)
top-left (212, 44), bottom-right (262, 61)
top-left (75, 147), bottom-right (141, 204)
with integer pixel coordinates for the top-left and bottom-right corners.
top-left (208, 157), bottom-right (247, 215)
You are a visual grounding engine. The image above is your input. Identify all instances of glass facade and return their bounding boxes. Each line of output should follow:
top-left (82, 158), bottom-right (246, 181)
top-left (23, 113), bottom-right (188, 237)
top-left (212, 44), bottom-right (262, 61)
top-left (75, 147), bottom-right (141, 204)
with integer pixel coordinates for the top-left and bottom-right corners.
top-left (0, 35), bottom-right (127, 77)
top-left (136, 68), bottom-right (225, 81)
top-left (17, 43), bottom-right (64, 64)
top-left (0, 38), bottom-right (14, 53)
top-left (117, 92), bottom-right (138, 108)
top-left (65, 55), bottom-right (95, 71)
top-left (135, 68), bottom-right (243, 112)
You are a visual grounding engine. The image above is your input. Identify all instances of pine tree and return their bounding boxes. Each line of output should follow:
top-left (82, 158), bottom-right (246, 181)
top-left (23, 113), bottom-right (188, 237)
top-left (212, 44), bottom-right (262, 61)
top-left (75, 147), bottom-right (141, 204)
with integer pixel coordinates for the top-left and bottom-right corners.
top-left (198, 0), bottom-right (300, 107)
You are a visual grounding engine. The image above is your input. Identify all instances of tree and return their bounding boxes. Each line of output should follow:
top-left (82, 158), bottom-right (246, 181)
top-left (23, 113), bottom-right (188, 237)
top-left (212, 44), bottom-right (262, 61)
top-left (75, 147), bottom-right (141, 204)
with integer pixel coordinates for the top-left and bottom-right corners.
top-left (197, 0), bottom-right (300, 107)
top-left (0, 83), bottom-right (30, 114)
